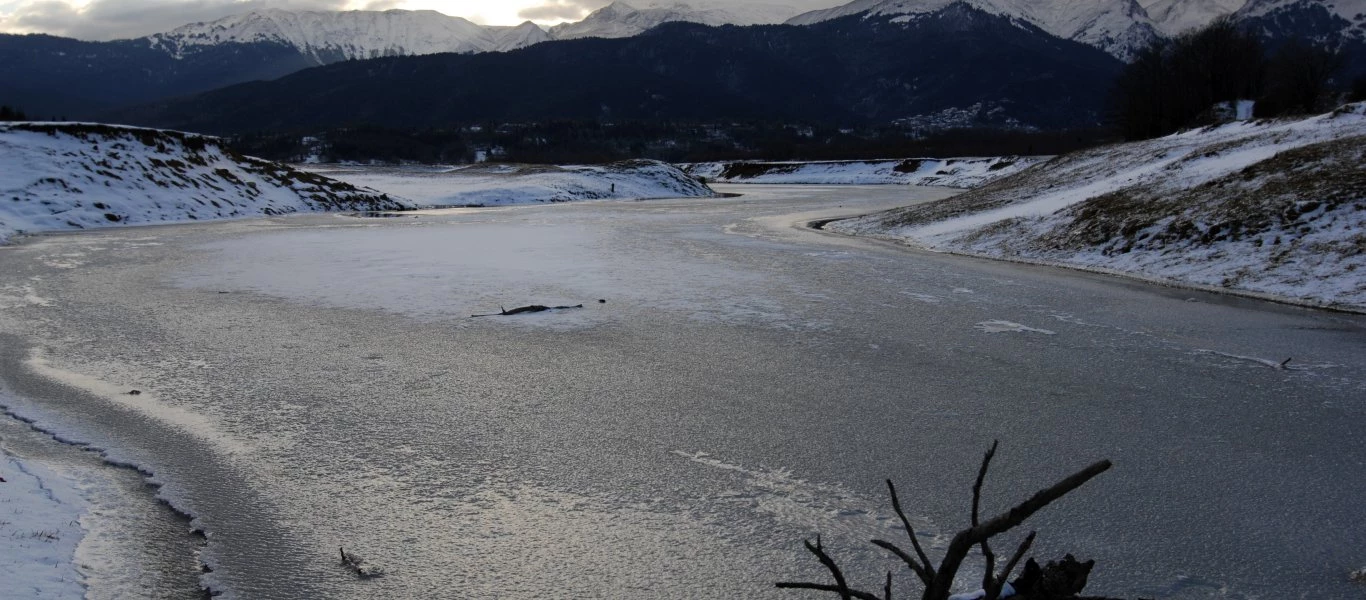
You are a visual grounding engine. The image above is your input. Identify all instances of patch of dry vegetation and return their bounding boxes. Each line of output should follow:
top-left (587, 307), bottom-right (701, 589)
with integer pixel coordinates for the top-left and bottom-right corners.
top-left (1037, 135), bottom-right (1366, 257)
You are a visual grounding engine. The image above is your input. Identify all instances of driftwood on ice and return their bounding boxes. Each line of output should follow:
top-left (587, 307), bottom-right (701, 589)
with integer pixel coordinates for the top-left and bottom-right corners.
top-left (471, 304), bottom-right (584, 317)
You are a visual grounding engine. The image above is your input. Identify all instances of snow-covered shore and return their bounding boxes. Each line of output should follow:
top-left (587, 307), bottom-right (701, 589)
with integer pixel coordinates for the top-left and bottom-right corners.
top-left (0, 123), bottom-right (413, 244)
top-left (0, 442), bottom-right (88, 598)
top-left (829, 104), bottom-right (1366, 311)
top-left (302, 159), bottom-right (717, 207)
top-left (682, 156), bottom-right (1044, 188)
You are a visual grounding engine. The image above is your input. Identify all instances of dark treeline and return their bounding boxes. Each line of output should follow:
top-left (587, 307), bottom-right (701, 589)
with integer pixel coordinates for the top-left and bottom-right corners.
top-left (0, 105), bottom-right (27, 121)
top-left (1113, 18), bottom-right (1360, 140)
top-left (230, 122), bottom-right (1114, 166)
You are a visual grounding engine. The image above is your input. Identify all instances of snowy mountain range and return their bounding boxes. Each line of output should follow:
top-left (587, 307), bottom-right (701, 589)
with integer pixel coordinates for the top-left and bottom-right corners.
top-left (132, 0), bottom-right (1277, 62)
top-left (17, 0), bottom-right (1355, 68)
top-left (3, 0), bottom-right (1362, 127)
top-left (149, 8), bottom-right (551, 61)
top-left (146, 2), bottom-right (801, 62)
top-left (550, 2), bottom-right (737, 40)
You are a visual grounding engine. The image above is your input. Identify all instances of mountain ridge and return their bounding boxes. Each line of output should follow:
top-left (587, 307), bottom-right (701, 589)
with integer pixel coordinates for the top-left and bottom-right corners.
top-left (109, 6), bottom-right (1124, 134)
top-left (787, 0), bottom-right (1162, 59)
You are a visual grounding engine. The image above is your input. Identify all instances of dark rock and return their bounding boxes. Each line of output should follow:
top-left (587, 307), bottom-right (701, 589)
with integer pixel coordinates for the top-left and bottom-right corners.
top-left (1011, 554), bottom-right (1096, 599)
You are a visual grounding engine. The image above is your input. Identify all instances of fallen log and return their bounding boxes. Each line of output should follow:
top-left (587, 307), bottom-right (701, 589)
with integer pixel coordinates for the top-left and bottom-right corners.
top-left (471, 304), bottom-right (584, 318)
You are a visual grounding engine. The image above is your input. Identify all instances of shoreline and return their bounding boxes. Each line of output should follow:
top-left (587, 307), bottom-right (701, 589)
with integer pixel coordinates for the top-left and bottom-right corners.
top-left (0, 356), bottom-right (209, 600)
top-left (816, 218), bottom-right (1366, 316)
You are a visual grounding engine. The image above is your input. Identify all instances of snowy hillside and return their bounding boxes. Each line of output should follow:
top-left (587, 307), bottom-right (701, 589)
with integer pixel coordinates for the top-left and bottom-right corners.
top-left (549, 2), bottom-right (738, 40)
top-left (0, 123), bottom-right (412, 244)
top-left (829, 104), bottom-right (1366, 310)
top-left (304, 160), bottom-right (718, 207)
top-left (149, 9), bottom-right (550, 61)
top-left (787, 0), bottom-right (1162, 59)
top-left (1237, 0), bottom-right (1366, 22)
top-left (1235, 0), bottom-right (1366, 43)
top-left (1143, 0), bottom-right (1248, 36)
top-left (683, 156), bottom-right (1044, 187)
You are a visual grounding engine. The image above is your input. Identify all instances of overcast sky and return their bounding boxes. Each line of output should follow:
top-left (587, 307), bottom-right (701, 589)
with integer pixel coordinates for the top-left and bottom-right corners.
top-left (0, 0), bottom-right (842, 41)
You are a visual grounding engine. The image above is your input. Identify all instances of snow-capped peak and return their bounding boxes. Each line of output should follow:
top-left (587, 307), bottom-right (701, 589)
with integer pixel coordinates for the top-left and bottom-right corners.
top-left (1235, 0), bottom-right (1366, 21)
top-left (548, 2), bottom-right (739, 40)
top-left (149, 9), bottom-right (550, 61)
top-left (1142, 0), bottom-right (1248, 36)
top-left (787, 0), bottom-right (1161, 60)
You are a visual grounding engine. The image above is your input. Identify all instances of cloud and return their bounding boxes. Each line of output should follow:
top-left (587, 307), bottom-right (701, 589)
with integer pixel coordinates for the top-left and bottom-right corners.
top-left (1, 0), bottom-right (348, 40)
top-left (516, 0), bottom-right (605, 22)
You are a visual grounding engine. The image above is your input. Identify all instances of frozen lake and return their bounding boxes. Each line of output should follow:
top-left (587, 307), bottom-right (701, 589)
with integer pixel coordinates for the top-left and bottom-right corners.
top-left (1, 184), bottom-right (1363, 599)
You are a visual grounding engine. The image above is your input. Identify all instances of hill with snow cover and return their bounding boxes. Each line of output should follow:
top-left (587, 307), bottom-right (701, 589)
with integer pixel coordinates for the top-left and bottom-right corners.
top-left (828, 104), bottom-right (1366, 310)
top-left (0, 123), bottom-right (413, 243)
top-left (304, 160), bottom-right (718, 207)
top-left (683, 156), bottom-right (1045, 187)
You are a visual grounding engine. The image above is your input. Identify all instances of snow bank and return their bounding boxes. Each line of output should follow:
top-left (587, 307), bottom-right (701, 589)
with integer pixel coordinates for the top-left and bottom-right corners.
top-left (831, 103), bottom-right (1366, 310)
top-left (682, 156), bottom-right (1044, 188)
top-left (0, 123), bottom-right (414, 244)
top-left (303, 159), bottom-right (717, 207)
top-left (0, 450), bottom-right (88, 598)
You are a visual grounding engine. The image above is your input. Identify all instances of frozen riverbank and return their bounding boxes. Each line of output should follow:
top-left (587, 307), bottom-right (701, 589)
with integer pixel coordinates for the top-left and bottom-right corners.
top-left (683, 157), bottom-right (1044, 187)
top-left (0, 185), bottom-right (1362, 599)
top-left (0, 391), bottom-right (206, 600)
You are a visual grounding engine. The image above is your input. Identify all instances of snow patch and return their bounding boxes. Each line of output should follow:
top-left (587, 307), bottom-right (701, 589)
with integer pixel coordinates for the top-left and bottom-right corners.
top-left (974, 320), bottom-right (1057, 335)
top-left (684, 156), bottom-right (1042, 188)
top-left (0, 450), bottom-right (88, 599)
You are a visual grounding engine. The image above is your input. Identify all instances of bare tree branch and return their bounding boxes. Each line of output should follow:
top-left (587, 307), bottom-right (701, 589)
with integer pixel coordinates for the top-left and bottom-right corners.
top-left (974, 441), bottom-right (1000, 594)
top-left (985, 531), bottom-right (1036, 600)
top-left (1000, 531), bottom-right (1036, 587)
top-left (885, 479), bottom-right (935, 586)
top-left (775, 536), bottom-right (883, 600)
top-left (870, 540), bottom-right (932, 584)
top-left (925, 459), bottom-right (1113, 600)
top-left (774, 582), bottom-right (883, 600)
top-left (972, 440), bottom-right (998, 527)
top-left (980, 539), bottom-right (997, 593)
